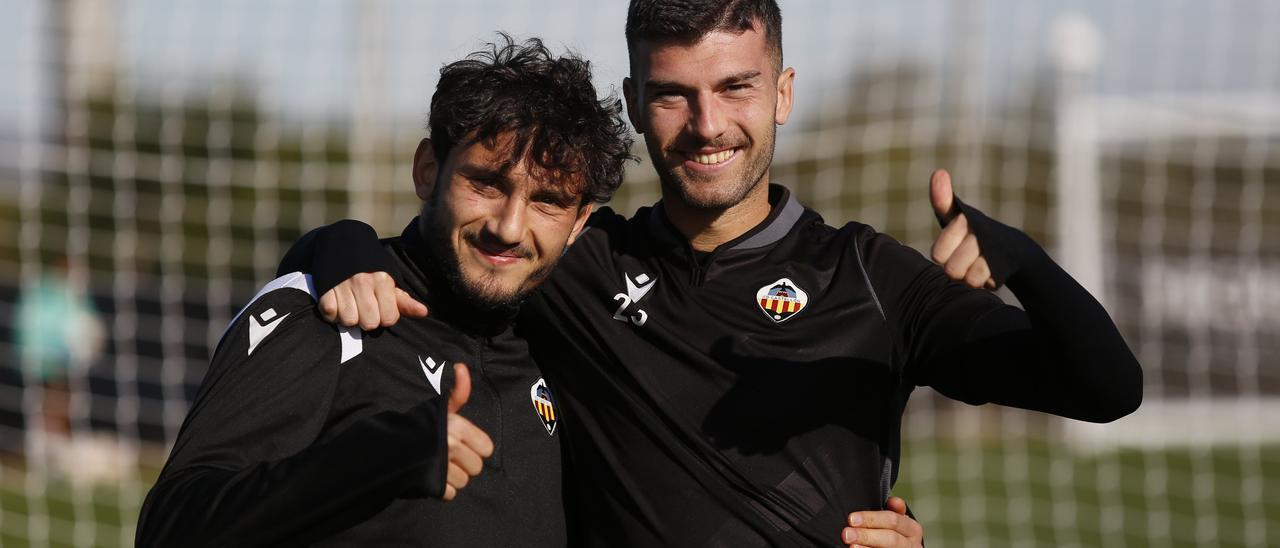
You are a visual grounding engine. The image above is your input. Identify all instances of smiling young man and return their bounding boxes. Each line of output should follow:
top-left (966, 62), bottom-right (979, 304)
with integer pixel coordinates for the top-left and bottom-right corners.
top-left (136, 37), bottom-right (633, 546)
top-left (294, 1), bottom-right (1142, 546)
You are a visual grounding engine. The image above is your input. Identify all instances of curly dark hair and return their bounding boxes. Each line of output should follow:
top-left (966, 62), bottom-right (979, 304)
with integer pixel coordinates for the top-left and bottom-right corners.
top-left (625, 0), bottom-right (783, 71)
top-left (428, 34), bottom-right (635, 205)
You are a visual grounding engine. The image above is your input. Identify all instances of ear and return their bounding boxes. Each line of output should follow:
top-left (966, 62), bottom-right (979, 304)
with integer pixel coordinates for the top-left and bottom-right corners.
top-left (567, 202), bottom-right (595, 245)
top-left (774, 67), bottom-right (795, 126)
top-left (622, 77), bottom-right (643, 134)
top-left (412, 138), bottom-right (438, 201)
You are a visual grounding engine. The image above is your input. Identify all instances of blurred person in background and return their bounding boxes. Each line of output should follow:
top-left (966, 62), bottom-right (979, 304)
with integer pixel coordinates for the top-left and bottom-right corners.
top-left (12, 257), bottom-right (105, 480)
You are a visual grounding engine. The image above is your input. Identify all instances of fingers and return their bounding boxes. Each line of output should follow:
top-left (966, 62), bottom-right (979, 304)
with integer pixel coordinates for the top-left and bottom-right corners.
top-left (943, 234), bottom-right (981, 280)
top-left (448, 363), bottom-right (471, 414)
top-left (930, 212), bottom-right (968, 265)
top-left (447, 434), bottom-right (485, 477)
top-left (842, 508), bottom-right (924, 547)
top-left (334, 284), bottom-right (360, 327)
top-left (320, 272), bottom-right (404, 330)
top-left (319, 290), bottom-right (340, 323)
top-left (963, 257), bottom-right (992, 289)
top-left (841, 526), bottom-right (912, 547)
top-left (886, 496), bottom-right (909, 516)
top-left (397, 288), bottom-right (429, 319)
top-left (445, 462), bottom-right (469, 497)
top-left (374, 274), bottom-right (400, 328)
top-left (443, 411), bottom-right (495, 502)
top-left (447, 412), bottom-right (495, 459)
top-left (929, 169), bottom-right (956, 223)
top-left (848, 510), bottom-right (923, 538)
top-left (350, 272), bottom-right (393, 331)
top-left (928, 169), bottom-right (996, 290)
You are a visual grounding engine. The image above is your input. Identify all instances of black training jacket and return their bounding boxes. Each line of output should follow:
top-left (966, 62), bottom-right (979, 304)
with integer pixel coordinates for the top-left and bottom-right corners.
top-left (300, 184), bottom-right (1142, 547)
top-left (138, 219), bottom-right (565, 547)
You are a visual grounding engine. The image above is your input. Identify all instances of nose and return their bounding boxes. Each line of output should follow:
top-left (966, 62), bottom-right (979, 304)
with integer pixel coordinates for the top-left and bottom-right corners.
top-left (484, 195), bottom-right (527, 246)
top-left (688, 90), bottom-right (725, 142)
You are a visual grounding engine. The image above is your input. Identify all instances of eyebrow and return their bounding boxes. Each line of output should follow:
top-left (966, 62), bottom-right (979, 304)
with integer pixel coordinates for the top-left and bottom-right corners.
top-left (456, 163), bottom-right (508, 183)
top-left (646, 70), bottom-right (763, 91)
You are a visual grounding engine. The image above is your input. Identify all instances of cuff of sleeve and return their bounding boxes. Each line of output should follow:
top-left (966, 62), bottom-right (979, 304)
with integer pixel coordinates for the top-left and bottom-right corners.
top-left (945, 197), bottom-right (1046, 288)
top-left (422, 396), bottom-right (450, 499)
top-left (395, 397), bottom-right (451, 499)
top-left (311, 219), bottom-right (398, 296)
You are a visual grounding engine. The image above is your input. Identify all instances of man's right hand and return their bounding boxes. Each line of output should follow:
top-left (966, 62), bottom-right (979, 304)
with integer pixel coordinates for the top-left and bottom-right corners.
top-left (442, 363), bottom-right (494, 501)
top-left (318, 272), bottom-right (427, 330)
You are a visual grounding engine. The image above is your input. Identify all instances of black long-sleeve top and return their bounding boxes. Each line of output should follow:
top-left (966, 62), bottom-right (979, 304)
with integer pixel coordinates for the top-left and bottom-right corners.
top-left (137, 220), bottom-right (566, 547)
top-left (295, 185), bottom-right (1141, 547)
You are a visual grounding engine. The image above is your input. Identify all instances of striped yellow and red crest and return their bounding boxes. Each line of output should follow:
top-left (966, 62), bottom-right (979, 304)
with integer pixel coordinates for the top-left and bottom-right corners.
top-left (755, 278), bottom-right (809, 323)
top-left (529, 378), bottom-right (558, 436)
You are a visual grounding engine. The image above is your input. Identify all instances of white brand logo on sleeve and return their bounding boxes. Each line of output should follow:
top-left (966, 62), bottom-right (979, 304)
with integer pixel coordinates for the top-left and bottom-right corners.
top-left (248, 308), bottom-right (290, 355)
top-left (419, 355), bottom-right (446, 394)
top-left (612, 272), bottom-right (654, 327)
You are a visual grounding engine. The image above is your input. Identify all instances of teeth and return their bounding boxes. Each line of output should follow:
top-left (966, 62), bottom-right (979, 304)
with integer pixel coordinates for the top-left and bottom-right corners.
top-left (693, 149), bottom-right (734, 165)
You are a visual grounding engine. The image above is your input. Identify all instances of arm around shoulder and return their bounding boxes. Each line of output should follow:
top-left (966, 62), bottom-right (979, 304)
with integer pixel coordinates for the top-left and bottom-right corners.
top-left (278, 219), bottom-right (394, 297)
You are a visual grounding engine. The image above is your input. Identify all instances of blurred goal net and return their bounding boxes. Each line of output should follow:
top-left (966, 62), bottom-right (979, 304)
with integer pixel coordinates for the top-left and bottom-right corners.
top-left (1, 1), bottom-right (1277, 546)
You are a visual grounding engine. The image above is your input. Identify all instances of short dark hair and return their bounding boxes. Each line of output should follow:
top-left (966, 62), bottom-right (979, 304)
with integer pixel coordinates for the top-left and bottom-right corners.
top-left (429, 34), bottom-right (634, 205)
top-left (625, 0), bottom-right (783, 70)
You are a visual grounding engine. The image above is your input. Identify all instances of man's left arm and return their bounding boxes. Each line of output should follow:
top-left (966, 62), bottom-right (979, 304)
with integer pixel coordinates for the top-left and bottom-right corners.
top-left (872, 170), bottom-right (1142, 423)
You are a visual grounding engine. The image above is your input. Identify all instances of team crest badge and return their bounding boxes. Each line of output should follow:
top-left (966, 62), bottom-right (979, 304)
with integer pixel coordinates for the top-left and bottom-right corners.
top-left (756, 278), bottom-right (809, 323)
top-left (529, 378), bottom-right (558, 436)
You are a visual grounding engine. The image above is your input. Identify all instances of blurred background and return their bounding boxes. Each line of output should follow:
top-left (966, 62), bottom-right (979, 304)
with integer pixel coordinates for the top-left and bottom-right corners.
top-left (1, 0), bottom-right (1277, 546)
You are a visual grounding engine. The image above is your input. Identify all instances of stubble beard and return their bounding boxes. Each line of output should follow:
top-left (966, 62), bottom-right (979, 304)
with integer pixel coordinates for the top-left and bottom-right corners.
top-left (421, 213), bottom-right (555, 318)
top-left (651, 123), bottom-right (776, 211)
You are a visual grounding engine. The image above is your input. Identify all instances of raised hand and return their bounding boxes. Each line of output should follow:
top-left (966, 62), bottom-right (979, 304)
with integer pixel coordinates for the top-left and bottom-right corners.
top-left (841, 496), bottom-right (924, 548)
top-left (929, 169), bottom-right (996, 290)
top-left (442, 363), bottom-right (495, 501)
top-left (318, 272), bottom-right (428, 330)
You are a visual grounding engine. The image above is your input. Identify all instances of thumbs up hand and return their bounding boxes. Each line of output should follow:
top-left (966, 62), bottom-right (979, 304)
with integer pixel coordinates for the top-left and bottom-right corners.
top-left (929, 170), bottom-right (997, 290)
top-left (442, 363), bottom-right (495, 501)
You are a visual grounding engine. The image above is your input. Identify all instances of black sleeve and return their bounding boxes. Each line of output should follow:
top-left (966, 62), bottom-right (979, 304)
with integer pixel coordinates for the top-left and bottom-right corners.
top-left (136, 280), bottom-right (448, 547)
top-left (864, 203), bottom-right (1143, 424)
top-left (278, 219), bottom-right (395, 297)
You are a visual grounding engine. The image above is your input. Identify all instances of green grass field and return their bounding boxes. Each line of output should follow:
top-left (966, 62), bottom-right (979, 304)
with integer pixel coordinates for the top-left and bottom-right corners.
top-left (1, 442), bottom-right (1276, 547)
top-left (894, 440), bottom-right (1280, 547)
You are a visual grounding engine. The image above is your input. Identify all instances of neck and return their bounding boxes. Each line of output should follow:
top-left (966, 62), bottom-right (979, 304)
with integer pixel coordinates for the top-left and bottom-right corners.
top-left (662, 181), bottom-right (771, 252)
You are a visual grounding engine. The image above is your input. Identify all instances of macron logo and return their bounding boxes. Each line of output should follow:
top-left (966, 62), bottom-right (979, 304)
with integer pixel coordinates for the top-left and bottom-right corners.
top-left (248, 308), bottom-right (289, 355)
top-left (625, 272), bottom-right (656, 303)
top-left (419, 355), bottom-right (445, 394)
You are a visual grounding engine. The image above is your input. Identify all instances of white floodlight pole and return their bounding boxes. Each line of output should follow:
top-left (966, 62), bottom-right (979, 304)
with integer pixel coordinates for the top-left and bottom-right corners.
top-left (1049, 14), bottom-right (1109, 310)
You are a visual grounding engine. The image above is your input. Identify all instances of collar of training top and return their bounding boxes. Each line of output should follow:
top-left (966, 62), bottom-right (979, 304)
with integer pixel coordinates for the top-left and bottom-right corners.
top-left (648, 184), bottom-right (806, 252)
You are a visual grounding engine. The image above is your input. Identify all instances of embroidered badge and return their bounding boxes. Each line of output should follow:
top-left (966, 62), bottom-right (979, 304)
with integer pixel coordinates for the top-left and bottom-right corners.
top-left (529, 378), bottom-right (558, 436)
top-left (756, 278), bottom-right (808, 323)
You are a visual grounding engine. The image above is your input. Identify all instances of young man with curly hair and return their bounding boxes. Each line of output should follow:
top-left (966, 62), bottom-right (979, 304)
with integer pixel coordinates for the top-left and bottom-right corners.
top-left (137, 37), bottom-right (633, 546)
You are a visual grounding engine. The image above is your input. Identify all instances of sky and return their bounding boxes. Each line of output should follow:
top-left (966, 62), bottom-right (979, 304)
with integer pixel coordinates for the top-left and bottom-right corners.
top-left (3, 0), bottom-right (1278, 140)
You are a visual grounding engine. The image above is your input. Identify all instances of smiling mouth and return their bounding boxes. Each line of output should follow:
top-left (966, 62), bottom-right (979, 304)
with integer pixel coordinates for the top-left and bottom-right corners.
top-left (466, 236), bottom-right (531, 266)
top-left (685, 148), bottom-right (739, 166)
